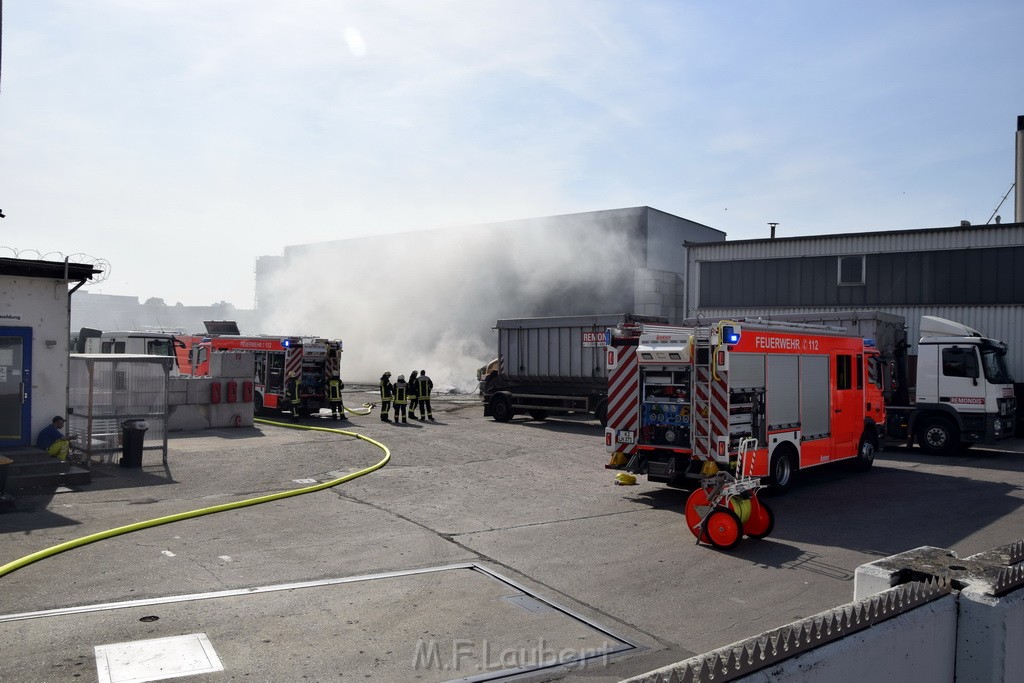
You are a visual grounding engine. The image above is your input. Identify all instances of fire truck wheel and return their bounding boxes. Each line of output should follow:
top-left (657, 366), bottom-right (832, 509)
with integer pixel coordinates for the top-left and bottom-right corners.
top-left (765, 446), bottom-right (797, 494)
top-left (916, 418), bottom-right (958, 455)
top-left (743, 497), bottom-right (774, 539)
top-left (684, 488), bottom-right (712, 543)
top-left (594, 400), bottom-right (608, 428)
top-left (705, 506), bottom-right (743, 550)
top-left (490, 394), bottom-right (514, 422)
top-left (527, 410), bottom-right (548, 421)
top-left (850, 433), bottom-right (876, 471)
top-left (254, 394), bottom-right (266, 416)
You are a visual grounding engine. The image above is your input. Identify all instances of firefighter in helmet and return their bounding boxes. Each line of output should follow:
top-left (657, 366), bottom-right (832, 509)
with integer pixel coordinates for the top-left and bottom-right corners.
top-left (327, 373), bottom-right (346, 420)
top-left (407, 370), bottom-right (420, 416)
top-left (393, 374), bottom-right (409, 424)
top-left (286, 370), bottom-right (302, 420)
top-left (379, 371), bottom-right (394, 422)
top-left (416, 369), bottom-right (434, 421)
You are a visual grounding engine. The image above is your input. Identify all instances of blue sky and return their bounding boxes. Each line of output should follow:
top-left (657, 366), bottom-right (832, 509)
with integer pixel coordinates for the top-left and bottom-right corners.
top-left (1, 0), bottom-right (1022, 307)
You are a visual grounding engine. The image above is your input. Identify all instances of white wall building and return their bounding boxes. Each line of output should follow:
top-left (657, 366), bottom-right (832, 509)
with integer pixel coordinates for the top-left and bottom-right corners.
top-left (0, 257), bottom-right (99, 449)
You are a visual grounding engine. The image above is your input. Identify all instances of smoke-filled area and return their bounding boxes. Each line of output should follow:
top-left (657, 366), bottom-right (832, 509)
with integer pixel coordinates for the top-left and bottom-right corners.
top-left (255, 212), bottom-right (643, 392)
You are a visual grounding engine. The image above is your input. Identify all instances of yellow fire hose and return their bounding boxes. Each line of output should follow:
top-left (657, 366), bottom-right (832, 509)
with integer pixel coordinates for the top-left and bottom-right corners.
top-left (0, 417), bottom-right (390, 579)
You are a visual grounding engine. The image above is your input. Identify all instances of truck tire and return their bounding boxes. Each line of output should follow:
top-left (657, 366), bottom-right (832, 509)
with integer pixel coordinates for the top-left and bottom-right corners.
top-left (490, 395), bottom-right (514, 423)
top-left (254, 393), bottom-right (265, 416)
top-left (850, 431), bottom-right (877, 471)
top-left (916, 417), bottom-right (958, 455)
top-left (765, 445), bottom-right (797, 494)
top-left (594, 400), bottom-right (608, 428)
top-left (527, 410), bottom-right (548, 421)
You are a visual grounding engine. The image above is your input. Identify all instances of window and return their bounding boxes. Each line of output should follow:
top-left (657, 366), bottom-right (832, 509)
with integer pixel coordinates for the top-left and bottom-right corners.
top-left (836, 355), bottom-right (852, 390)
top-left (856, 354), bottom-right (863, 390)
top-left (837, 255), bottom-right (865, 286)
top-left (942, 347), bottom-right (979, 379)
top-left (867, 355), bottom-right (882, 388)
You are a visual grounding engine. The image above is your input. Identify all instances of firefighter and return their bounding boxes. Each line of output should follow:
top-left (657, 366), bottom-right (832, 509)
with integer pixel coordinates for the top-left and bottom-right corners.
top-left (408, 370), bottom-right (420, 416)
top-left (393, 374), bottom-right (409, 424)
top-left (416, 369), bottom-right (434, 421)
top-left (327, 373), bottom-right (346, 419)
top-left (286, 370), bottom-right (302, 420)
top-left (379, 371), bottom-right (394, 421)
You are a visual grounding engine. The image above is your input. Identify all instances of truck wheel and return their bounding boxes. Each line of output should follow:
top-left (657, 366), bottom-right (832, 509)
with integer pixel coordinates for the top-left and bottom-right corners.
top-left (850, 432), bottom-right (877, 471)
top-left (705, 506), bottom-right (743, 550)
top-left (527, 410), bottom-right (548, 421)
top-left (254, 393), bottom-right (265, 416)
top-left (490, 395), bottom-right (514, 422)
top-left (916, 418), bottom-right (958, 455)
top-left (765, 446), bottom-right (797, 494)
top-left (594, 400), bottom-right (608, 428)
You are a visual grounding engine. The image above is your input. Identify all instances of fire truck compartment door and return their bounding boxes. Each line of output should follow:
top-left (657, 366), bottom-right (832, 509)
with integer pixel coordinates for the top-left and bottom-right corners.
top-left (636, 343), bottom-right (690, 364)
top-left (767, 355), bottom-right (800, 431)
top-left (799, 355), bottom-right (830, 440)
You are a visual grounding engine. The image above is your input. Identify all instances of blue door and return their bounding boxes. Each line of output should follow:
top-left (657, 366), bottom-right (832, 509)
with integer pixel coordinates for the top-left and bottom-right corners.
top-left (0, 327), bottom-right (32, 447)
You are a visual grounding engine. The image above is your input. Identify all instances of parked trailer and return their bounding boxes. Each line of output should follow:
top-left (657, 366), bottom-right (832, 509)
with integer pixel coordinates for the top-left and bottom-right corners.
top-left (480, 314), bottom-right (667, 426)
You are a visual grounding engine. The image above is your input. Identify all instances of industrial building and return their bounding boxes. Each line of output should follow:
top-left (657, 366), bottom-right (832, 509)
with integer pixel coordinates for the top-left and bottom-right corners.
top-left (256, 206), bottom-right (724, 324)
top-left (681, 221), bottom-right (1024, 380)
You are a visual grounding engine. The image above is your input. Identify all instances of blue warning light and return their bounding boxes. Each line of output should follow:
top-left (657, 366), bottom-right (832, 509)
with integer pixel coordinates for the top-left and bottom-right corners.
top-left (722, 326), bottom-right (741, 345)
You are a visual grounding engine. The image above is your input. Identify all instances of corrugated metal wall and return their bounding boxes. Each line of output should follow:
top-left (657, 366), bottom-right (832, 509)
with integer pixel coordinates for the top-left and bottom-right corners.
top-left (684, 223), bottom-right (1024, 380)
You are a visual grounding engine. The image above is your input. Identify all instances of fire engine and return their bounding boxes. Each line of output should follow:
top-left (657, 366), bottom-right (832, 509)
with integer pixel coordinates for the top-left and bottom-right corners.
top-left (604, 319), bottom-right (884, 492)
top-left (191, 334), bottom-right (343, 416)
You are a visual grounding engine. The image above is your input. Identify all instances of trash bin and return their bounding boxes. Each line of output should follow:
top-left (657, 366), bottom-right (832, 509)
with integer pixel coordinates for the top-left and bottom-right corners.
top-left (120, 419), bottom-right (149, 468)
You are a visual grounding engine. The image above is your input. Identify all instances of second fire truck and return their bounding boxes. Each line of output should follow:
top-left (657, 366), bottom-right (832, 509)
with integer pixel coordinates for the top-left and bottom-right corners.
top-left (191, 334), bottom-right (343, 416)
top-left (604, 319), bottom-right (885, 492)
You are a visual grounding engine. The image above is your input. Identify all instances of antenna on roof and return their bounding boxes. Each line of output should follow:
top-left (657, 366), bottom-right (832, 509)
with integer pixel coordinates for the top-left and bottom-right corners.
top-left (986, 182), bottom-right (1015, 225)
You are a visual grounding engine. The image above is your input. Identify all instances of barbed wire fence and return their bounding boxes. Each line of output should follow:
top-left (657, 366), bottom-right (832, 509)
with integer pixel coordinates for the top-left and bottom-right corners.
top-left (1, 246), bottom-right (111, 284)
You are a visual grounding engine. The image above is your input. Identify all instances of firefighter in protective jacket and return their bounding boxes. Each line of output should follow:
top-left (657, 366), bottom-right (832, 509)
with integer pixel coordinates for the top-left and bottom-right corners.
top-left (379, 371), bottom-right (394, 421)
top-left (327, 374), bottom-right (346, 419)
top-left (408, 370), bottom-right (420, 415)
top-left (393, 374), bottom-right (409, 424)
top-left (286, 371), bottom-right (302, 420)
top-left (415, 370), bottom-right (434, 420)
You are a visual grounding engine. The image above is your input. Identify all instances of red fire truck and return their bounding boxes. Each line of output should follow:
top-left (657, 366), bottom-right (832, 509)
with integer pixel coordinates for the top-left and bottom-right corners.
top-left (191, 334), bottom-right (343, 416)
top-left (604, 319), bottom-right (885, 492)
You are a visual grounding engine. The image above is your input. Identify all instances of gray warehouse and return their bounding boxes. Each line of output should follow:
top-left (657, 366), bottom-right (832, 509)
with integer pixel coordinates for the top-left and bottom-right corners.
top-left (253, 207), bottom-right (724, 384)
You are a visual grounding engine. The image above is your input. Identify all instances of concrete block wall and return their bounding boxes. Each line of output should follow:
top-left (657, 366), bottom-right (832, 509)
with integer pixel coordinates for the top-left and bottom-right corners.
top-left (635, 268), bottom-right (681, 321)
top-left (167, 351), bottom-right (256, 432)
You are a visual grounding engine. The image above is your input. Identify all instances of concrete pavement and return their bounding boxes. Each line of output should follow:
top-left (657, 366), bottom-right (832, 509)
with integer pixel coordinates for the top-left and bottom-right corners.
top-left (2, 389), bottom-right (1023, 681)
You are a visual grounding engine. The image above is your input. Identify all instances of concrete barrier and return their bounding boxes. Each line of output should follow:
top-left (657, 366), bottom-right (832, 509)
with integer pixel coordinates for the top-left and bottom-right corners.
top-left (626, 540), bottom-right (1024, 682)
top-left (167, 352), bottom-right (255, 431)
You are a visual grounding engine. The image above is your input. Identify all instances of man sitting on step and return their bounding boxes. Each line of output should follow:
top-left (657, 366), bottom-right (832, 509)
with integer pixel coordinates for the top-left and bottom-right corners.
top-left (36, 416), bottom-right (77, 461)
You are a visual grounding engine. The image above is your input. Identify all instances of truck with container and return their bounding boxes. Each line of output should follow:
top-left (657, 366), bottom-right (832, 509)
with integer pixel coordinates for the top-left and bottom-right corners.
top-left (479, 313), bottom-right (667, 426)
top-left (883, 315), bottom-right (1016, 454)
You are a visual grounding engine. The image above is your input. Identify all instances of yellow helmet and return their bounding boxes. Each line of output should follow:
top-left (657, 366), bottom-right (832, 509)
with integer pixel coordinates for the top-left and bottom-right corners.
top-left (614, 472), bottom-right (637, 486)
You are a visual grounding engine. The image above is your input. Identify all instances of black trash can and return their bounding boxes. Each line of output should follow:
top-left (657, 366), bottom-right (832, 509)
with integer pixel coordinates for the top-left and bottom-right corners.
top-left (120, 419), bottom-right (149, 468)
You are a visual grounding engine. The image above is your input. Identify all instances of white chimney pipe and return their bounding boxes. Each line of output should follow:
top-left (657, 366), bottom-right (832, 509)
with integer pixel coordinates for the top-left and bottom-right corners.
top-left (1016, 115), bottom-right (1024, 223)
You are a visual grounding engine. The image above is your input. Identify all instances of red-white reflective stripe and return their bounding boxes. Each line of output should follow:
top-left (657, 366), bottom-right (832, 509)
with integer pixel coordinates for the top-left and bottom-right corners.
top-left (606, 345), bottom-right (639, 455)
